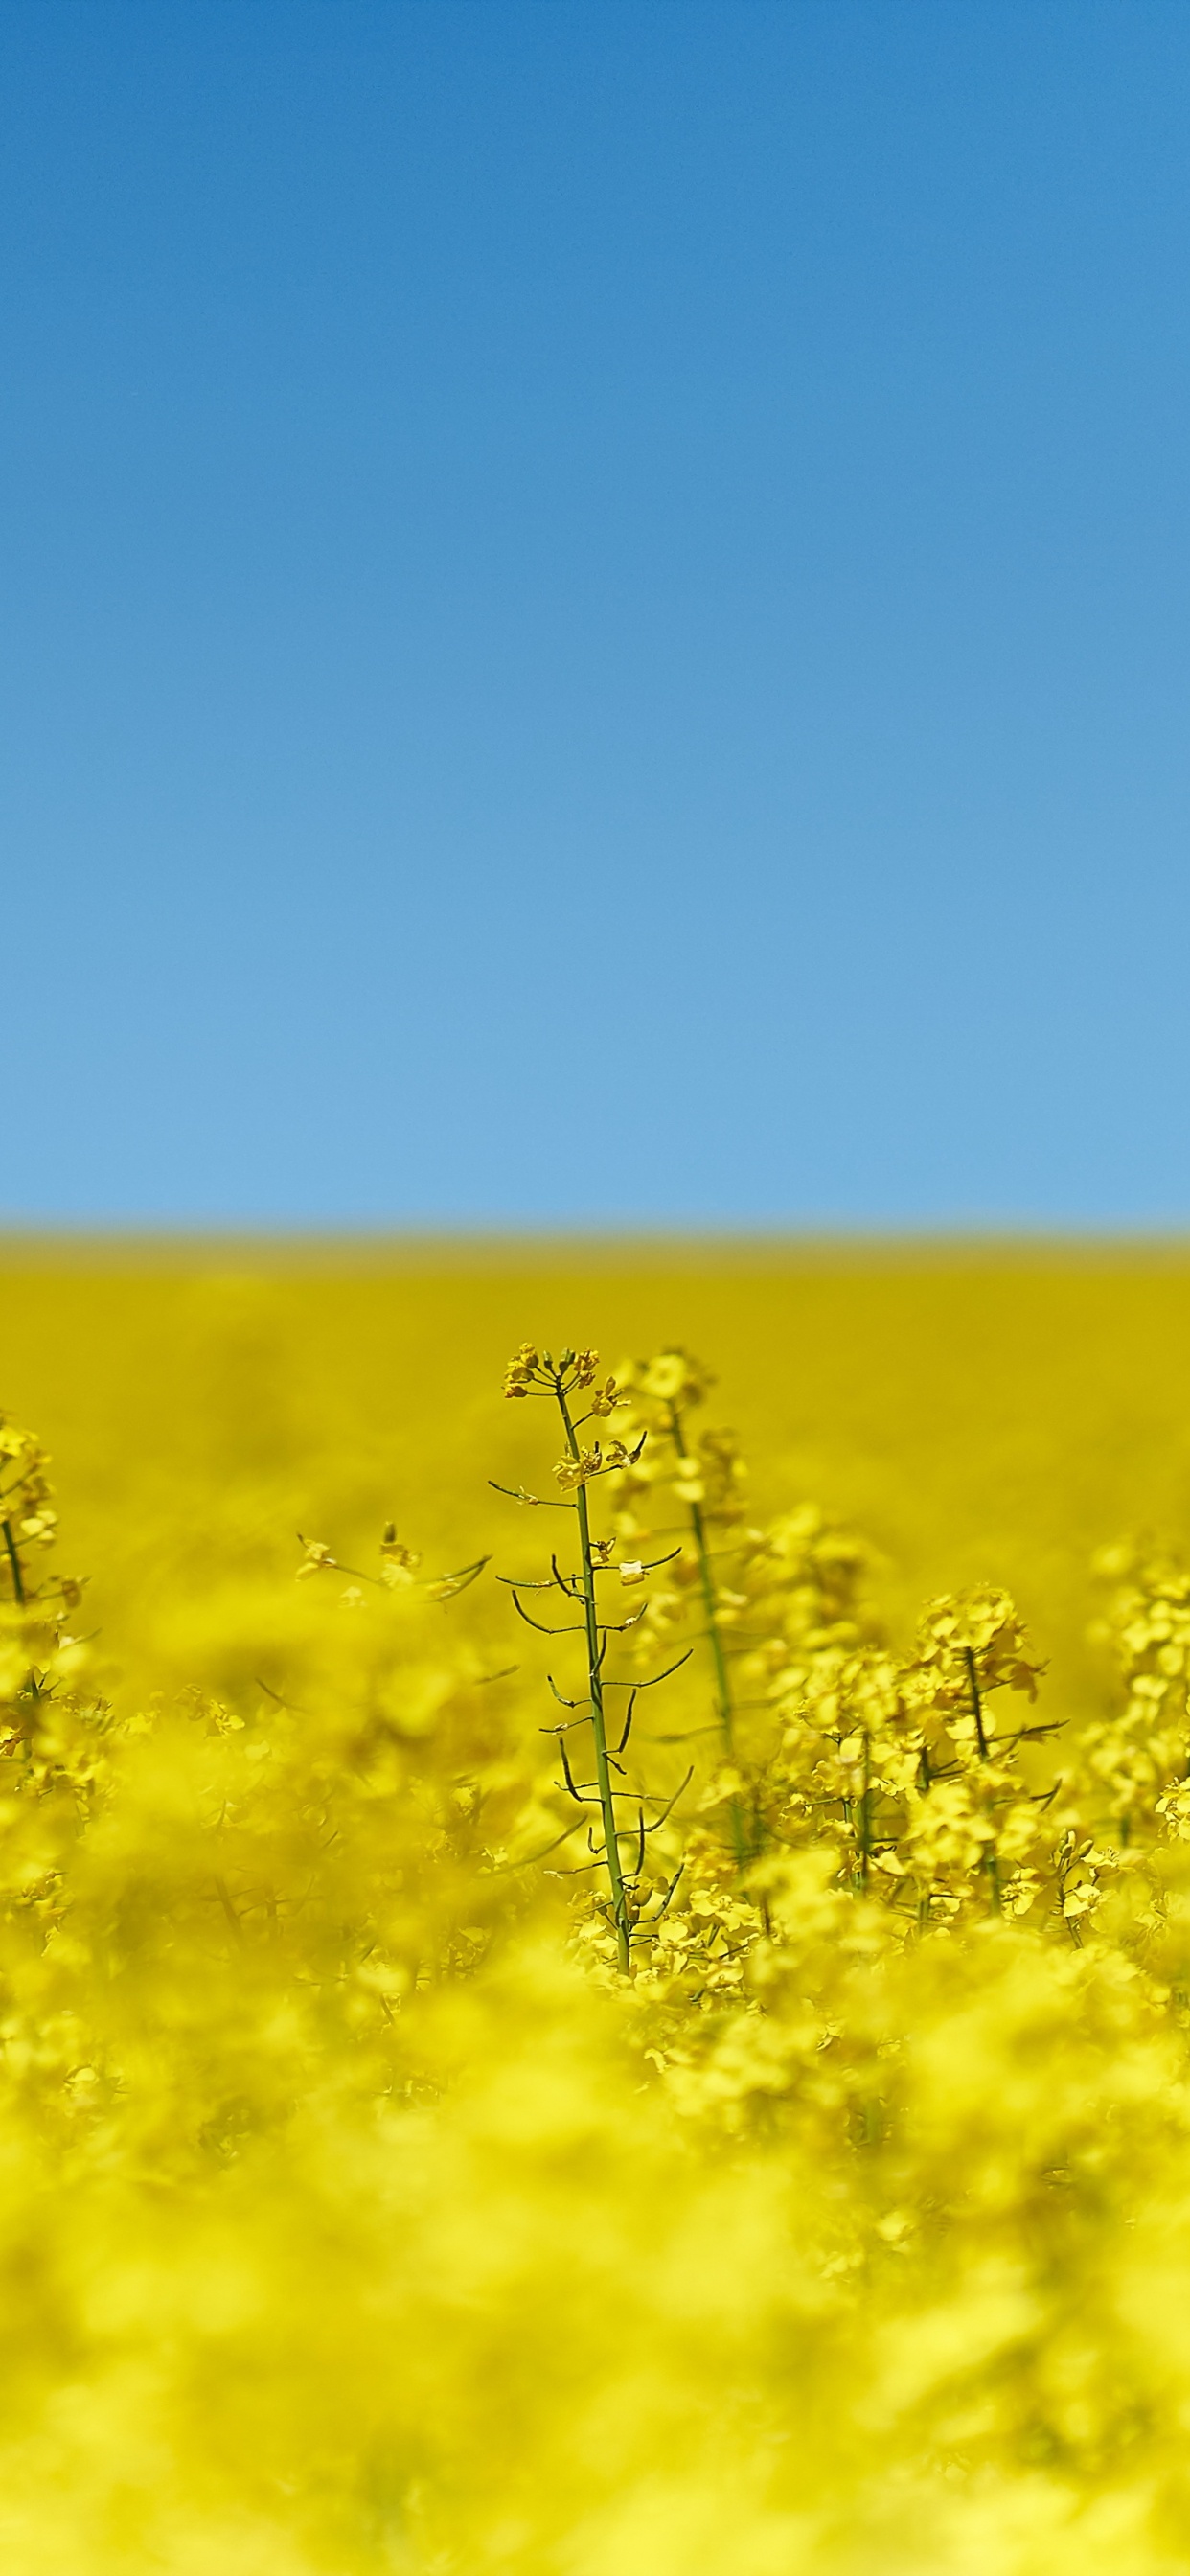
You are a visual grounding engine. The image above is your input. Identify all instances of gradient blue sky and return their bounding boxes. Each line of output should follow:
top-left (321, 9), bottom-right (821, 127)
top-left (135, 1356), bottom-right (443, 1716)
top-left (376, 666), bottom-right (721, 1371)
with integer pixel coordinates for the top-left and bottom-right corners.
top-left (4, 0), bottom-right (1189, 1227)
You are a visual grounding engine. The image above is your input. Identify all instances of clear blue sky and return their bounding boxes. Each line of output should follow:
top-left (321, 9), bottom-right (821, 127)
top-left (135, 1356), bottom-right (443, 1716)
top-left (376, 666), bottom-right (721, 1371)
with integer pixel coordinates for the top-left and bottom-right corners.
top-left (4, 0), bottom-right (1189, 1228)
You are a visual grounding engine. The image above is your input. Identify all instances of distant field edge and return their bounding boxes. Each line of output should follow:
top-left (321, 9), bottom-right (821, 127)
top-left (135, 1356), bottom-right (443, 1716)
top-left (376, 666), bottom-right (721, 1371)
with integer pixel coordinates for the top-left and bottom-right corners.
top-left (1, 1229), bottom-right (1190, 1273)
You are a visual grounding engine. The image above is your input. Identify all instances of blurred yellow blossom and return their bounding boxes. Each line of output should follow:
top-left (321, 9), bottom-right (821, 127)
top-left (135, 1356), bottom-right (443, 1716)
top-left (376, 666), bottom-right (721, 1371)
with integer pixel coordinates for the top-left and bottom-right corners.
top-left (0, 1258), bottom-right (1184, 2570)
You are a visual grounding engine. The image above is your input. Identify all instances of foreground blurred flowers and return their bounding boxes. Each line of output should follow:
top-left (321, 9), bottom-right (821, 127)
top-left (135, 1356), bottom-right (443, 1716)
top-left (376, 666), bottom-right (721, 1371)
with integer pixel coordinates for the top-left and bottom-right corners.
top-left (4, 1321), bottom-right (1190, 2576)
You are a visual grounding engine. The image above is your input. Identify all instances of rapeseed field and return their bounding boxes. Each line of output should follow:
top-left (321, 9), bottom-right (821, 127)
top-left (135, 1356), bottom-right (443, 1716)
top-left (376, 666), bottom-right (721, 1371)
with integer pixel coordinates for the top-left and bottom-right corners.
top-left (4, 1240), bottom-right (1190, 2572)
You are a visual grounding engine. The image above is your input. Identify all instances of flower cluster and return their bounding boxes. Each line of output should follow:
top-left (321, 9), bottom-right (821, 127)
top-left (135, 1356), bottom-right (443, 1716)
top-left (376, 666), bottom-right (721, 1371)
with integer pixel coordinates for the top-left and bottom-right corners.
top-left (0, 1304), bottom-right (1188, 2576)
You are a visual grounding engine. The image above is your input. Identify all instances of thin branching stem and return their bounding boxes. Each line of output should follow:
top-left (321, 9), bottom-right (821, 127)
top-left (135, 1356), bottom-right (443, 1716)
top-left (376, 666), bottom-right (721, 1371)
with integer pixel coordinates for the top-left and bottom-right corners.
top-left (555, 1380), bottom-right (632, 1972)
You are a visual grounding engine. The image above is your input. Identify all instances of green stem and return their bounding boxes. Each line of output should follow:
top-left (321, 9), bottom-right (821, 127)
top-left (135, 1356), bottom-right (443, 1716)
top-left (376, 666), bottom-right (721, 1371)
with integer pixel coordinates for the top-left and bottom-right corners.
top-left (2, 1517), bottom-right (41, 1712)
top-left (556, 1384), bottom-right (631, 1973)
top-left (963, 1645), bottom-right (988, 1760)
top-left (668, 1404), bottom-right (748, 1866)
top-left (963, 1645), bottom-right (1000, 1911)
top-left (2, 1520), bottom-right (25, 1607)
top-left (668, 1409), bottom-right (735, 1751)
top-left (858, 1728), bottom-right (871, 1891)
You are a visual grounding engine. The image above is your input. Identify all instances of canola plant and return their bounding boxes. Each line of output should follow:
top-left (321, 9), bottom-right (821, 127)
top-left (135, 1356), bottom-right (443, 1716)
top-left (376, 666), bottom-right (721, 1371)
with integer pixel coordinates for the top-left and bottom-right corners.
top-left (3, 1249), bottom-right (1190, 2572)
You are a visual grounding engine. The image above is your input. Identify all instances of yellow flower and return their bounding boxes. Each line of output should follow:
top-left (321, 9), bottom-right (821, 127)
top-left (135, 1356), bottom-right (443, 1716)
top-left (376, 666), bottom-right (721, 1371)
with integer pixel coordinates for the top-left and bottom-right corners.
top-left (295, 1539), bottom-right (336, 1578)
top-left (554, 1447), bottom-right (601, 1490)
top-left (502, 1341), bottom-right (539, 1396)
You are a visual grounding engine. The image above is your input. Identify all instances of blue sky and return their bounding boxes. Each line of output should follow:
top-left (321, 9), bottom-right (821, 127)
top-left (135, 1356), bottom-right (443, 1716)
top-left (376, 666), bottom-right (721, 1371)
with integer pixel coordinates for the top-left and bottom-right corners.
top-left (4, 0), bottom-right (1190, 1227)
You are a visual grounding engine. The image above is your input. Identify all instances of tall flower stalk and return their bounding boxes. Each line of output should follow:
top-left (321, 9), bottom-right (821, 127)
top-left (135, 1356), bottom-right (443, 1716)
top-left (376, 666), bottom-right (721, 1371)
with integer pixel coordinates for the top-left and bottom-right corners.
top-left (608, 1351), bottom-right (753, 1864)
top-left (498, 1346), bottom-right (689, 1973)
top-left (0, 1419), bottom-right (84, 1725)
top-left (664, 1392), bottom-right (737, 1760)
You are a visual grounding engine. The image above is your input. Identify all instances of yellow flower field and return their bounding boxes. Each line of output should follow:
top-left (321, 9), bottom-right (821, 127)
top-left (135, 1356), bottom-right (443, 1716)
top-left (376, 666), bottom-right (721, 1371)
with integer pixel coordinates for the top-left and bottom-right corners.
top-left (3, 1239), bottom-right (1190, 2573)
